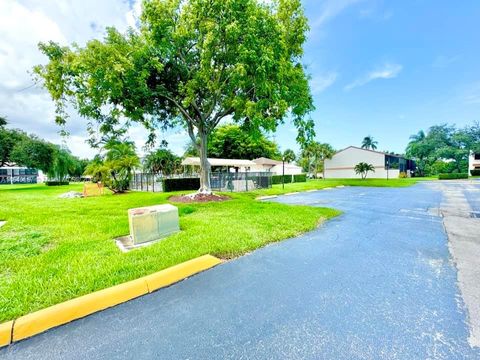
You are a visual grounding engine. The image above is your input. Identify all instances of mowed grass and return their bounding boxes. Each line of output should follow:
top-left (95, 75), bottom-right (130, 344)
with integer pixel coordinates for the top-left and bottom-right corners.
top-left (251, 177), bottom-right (434, 196)
top-left (0, 183), bottom-right (340, 322)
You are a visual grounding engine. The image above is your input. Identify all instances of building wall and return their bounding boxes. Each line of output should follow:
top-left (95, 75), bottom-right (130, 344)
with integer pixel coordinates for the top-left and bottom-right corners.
top-left (270, 164), bottom-right (303, 176)
top-left (324, 147), bottom-right (399, 179)
top-left (469, 152), bottom-right (480, 171)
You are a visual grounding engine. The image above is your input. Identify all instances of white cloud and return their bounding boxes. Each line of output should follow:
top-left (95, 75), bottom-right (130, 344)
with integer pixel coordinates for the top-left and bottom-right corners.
top-left (312, 0), bottom-right (363, 28)
top-left (0, 0), bottom-right (162, 159)
top-left (344, 63), bottom-right (403, 91)
top-left (310, 72), bottom-right (338, 94)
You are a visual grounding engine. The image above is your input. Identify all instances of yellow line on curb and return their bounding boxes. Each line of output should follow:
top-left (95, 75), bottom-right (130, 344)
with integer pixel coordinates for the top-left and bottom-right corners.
top-left (3, 254), bottom-right (221, 345)
top-left (0, 321), bottom-right (13, 347)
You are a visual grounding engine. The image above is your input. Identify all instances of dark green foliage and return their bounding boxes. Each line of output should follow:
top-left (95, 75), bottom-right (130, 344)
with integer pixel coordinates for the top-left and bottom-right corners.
top-left (438, 173), bottom-right (469, 180)
top-left (293, 174), bottom-right (307, 182)
top-left (470, 169), bottom-right (480, 176)
top-left (185, 124), bottom-right (281, 160)
top-left (271, 175), bottom-right (292, 185)
top-left (163, 178), bottom-right (200, 192)
top-left (45, 181), bottom-right (70, 186)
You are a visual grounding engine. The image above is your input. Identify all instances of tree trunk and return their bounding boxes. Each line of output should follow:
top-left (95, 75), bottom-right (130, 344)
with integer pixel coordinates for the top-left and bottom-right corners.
top-left (198, 131), bottom-right (211, 194)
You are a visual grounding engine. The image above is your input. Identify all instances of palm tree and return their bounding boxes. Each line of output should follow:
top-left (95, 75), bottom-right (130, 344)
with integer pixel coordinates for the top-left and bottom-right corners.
top-left (361, 136), bottom-right (378, 150)
top-left (354, 162), bottom-right (375, 179)
top-left (282, 149), bottom-right (296, 163)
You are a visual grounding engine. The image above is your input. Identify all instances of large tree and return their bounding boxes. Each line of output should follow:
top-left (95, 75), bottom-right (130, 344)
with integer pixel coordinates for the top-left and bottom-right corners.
top-left (34, 0), bottom-right (314, 194)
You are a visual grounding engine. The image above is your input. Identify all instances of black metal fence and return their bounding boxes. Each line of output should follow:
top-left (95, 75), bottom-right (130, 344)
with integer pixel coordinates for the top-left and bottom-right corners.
top-left (130, 172), bottom-right (272, 193)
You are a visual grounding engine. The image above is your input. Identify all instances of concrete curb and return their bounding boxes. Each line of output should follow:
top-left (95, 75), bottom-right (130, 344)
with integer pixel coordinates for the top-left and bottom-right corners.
top-left (1, 254), bottom-right (221, 346)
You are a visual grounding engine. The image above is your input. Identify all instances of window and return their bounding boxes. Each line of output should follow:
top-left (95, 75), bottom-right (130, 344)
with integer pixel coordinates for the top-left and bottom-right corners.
top-left (475, 153), bottom-right (480, 160)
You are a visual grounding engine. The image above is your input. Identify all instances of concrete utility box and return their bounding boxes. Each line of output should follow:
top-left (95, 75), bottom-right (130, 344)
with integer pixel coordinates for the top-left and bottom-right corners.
top-left (128, 204), bottom-right (179, 245)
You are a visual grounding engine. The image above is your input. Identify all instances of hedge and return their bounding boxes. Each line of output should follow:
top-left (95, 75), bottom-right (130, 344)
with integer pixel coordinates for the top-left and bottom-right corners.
top-left (271, 175), bottom-right (292, 185)
top-left (438, 173), bottom-right (469, 180)
top-left (471, 169), bottom-right (480, 176)
top-left (162, 177), bottom-right (200, 192)
top-left (293, 174), bottom-right (307, 183)
top-left (45, 181), bottom-right (69, 186)
top-left (271, 174), bottom-right (307, 185)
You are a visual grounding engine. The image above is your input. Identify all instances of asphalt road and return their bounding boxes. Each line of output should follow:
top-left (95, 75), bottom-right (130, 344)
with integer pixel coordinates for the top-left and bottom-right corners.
top-left (2, 181), bottom-right (480, 359)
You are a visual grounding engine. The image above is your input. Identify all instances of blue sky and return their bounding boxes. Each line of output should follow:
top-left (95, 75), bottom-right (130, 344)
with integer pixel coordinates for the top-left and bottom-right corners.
top-left (0, 0), bottom-right (479, 158)
top-left (271, 0), bottom-right (480, 155)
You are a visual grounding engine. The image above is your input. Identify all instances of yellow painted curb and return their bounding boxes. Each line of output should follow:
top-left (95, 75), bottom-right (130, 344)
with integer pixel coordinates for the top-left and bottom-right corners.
top-left (0, 321), bottom-right (13, 347)
top-left (144, 254), bottom-right (222, 292)
top-left (6, 254), bottom-right (221, 344)
top-left (13, 277), bottom-right (148, 342)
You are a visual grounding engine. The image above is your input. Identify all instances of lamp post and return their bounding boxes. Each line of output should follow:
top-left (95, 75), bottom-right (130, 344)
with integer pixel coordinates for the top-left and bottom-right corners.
top-left (386, 159), bottom-right (389, 180)
top-left (282, 156), bottom-right (285, 189)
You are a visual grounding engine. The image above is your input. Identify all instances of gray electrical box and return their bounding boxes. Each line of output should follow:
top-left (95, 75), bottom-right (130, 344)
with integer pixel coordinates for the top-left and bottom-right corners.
top-left (128, 204), bottom-right (180, 245)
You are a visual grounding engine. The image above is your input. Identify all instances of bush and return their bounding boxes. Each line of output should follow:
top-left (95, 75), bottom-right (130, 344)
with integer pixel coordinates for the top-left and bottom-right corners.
top-left (271, 175), bottom-right (292, 185)
top-left (438, 173), bottom-right (468, 180)
top-left (163, 177), bottom-right (200, 192)
top-left (45, 181), bottom-right (69, 186)
top-left (293, 173), bottom-right (307, 183)
top-left (398, 172), bottom-right (407, 178)
top-left (470, 169), bottom-right (480, 176)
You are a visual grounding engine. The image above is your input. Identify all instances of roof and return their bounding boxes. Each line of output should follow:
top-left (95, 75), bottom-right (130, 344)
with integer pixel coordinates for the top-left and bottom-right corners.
top-left (334, 146), bottom-right (405, 158)
top-left (181, 157), bottom-right (256, 167)
top-left (252, 157), bottom-right (282, 166)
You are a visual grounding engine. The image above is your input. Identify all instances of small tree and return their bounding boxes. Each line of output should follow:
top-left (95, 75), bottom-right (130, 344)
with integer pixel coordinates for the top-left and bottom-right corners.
top-left (300, 142), bottom-right (334, 178)
top-left (144, 147), bottom-right (180, 176)
top-left (85, 141), bottom-right (140, 193)
top-left (34, 0), bottom-right (314, 195)
top-left (354, 162), bottom-right (375, 179)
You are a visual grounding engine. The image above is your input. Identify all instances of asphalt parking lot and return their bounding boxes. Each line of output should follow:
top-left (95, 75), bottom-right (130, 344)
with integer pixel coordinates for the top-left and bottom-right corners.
top-left (2, 181), bottom-right (480, 359)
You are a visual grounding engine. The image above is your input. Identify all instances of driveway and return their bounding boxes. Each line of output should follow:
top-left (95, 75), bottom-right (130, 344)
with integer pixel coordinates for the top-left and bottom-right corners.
top-left (2, 181), bottom-right (480, 359)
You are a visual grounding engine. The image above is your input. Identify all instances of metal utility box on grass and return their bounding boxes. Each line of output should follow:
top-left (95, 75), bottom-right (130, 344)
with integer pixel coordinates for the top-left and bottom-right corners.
top-left (129, 204), bottom-right (180, 245)
top-left (116, 204), bottom-right (180, 252)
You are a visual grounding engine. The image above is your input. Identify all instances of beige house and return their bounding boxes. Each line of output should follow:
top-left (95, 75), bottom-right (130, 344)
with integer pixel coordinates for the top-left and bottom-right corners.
top-left (324, 146), bottom-right (415, 179)
top-left (251, 157), bottom-right (303, 175)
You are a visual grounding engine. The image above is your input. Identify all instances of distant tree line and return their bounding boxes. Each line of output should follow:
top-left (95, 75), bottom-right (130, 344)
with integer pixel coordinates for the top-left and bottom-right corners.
top-left (406, 122), bottom-right (480, 176)
top-left (0, 116), bottom-right (87, 181)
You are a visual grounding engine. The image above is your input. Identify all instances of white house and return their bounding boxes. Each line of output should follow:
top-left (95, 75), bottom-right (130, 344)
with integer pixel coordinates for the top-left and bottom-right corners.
top-left (181, 157), bottom-right (303, 176)
top-left (469, 151), bottom-right (480, 174)
top-left (251, 157), bottom-right (303, 175)
top-left (324, 146), bottom-right (415, 179)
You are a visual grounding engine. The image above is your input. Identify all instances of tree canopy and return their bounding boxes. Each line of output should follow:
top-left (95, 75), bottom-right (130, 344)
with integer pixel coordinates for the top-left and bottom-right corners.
top-left (299, 141), bottom-right (335, 178)
top-left (406, 122), bottom-right (479, 175)
top-left (185, 124), bottom-right (281, 160)
top-left (144, 147), bottom-right (180, 176)
top-left (361, 136), bottom-right (378, 150)
top-left (34, 0), bottom-right (314, 193)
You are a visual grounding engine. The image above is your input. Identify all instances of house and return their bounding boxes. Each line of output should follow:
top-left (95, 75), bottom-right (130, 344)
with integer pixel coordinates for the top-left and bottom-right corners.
top-left (469, 151), bottom-right (480, 174)
top-left (0, 165), bottom-right (43, 184)
top-left (252, 157), bottom-right (303, 175)
top-left (180, 157), bottom-right (303, 176)
top-left (324, 146), bottom-right (415, 179)
top-left (181, 157), bottom-right (257, 173)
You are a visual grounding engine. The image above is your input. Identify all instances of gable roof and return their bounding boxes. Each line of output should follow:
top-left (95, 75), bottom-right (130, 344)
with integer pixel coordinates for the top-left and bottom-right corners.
top-left (252, 157), bottom-right (282, 165)
top-left (334, 146), bottom-right (405, 158)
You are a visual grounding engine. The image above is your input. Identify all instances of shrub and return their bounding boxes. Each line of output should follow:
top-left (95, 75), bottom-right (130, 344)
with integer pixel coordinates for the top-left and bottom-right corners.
top-left (293, 174), bottom-right (307, 182)
top-left (398, 172), bottom-right (407, 178)
top-left (163, 177), bottom-right (200, 192)
top-left (438, 173), bottom-right (468, 180)
top-left (45, 181), bottom-right (69, 186)
top-left (470, 169), bottom-right (480, 176)
top-left (271, 175), bottom-right (292, 185)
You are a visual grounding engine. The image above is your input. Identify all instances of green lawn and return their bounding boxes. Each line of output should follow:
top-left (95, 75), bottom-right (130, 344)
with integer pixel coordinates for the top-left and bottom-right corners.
top-left (0, 183), bottom-right (339, 322)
